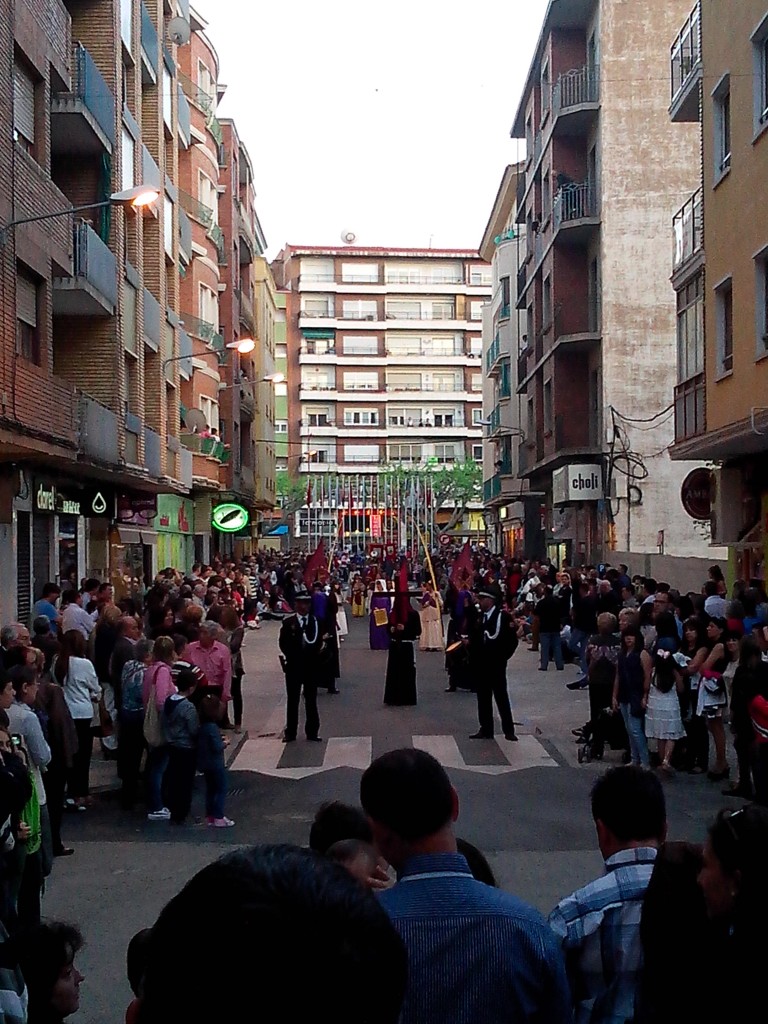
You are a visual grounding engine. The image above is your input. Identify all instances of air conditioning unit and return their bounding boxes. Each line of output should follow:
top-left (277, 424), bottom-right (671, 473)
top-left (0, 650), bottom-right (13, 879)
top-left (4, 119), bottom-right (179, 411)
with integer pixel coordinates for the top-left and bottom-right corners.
top-left (710, 467), bottom-right (742, 544)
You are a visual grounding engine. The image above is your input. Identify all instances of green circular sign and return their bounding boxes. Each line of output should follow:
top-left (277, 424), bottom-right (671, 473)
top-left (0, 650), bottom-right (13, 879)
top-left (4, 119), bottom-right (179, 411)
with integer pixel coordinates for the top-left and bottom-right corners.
top-left (212, 502), bottom-right (250, 533)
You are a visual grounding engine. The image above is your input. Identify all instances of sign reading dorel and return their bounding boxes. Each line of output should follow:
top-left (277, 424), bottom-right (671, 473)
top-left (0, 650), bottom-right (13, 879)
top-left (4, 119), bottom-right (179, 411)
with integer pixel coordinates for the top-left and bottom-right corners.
top-left (212, 502), bottom-right (250, 533)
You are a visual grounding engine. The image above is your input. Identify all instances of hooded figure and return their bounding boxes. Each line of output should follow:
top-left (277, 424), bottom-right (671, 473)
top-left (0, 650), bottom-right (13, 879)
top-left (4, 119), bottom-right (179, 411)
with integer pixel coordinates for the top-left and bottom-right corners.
top-left (383, 560), bottom-right (421, 707)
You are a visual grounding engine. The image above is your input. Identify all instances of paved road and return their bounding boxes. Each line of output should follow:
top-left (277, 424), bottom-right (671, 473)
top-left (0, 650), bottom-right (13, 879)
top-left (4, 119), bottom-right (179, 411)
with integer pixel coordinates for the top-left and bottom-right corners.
top-left (46, 615), bottom-right (734, 1024)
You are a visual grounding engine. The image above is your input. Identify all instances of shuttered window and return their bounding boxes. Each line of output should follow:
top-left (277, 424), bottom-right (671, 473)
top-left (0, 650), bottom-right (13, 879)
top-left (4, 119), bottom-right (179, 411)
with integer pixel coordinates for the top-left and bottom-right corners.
top-left (16, 268), bottom-right (40, 364)
top-left (123, 282), bottom-right (137, 354)
top-left (13, 62), bottom-right (35, 150)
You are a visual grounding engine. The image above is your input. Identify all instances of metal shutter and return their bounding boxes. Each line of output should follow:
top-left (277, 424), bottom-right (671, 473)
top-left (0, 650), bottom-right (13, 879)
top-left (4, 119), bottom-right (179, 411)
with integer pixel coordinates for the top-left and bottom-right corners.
top-left (16, 512), bottom-right (31, 624)
top-left (32, 515), bottom-right (51, 605)
top-left (13, 64), bottom-right (35, 145)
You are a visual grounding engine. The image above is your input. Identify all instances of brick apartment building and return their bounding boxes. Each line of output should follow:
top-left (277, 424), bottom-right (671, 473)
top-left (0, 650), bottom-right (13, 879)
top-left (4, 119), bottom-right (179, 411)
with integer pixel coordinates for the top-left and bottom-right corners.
top-left (0, 0), bottom-right (275, 622)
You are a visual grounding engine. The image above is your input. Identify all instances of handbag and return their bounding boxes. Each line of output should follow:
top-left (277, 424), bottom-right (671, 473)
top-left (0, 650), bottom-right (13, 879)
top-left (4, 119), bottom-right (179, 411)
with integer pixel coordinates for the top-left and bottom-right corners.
top-left (374, 608), bottom-right (389, 628)
top-left (143, 681), bottom-right (164, 748)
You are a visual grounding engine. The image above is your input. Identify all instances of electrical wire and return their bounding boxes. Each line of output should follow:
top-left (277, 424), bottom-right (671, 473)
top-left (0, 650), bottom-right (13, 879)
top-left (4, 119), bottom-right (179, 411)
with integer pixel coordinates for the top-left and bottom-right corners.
top-left (610, 403), bottom-right (674, 424)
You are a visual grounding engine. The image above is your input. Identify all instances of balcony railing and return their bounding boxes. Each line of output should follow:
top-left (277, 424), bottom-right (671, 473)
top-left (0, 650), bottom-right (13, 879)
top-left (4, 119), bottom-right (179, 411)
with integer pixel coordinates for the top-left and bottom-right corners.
top-left (178, 188), bottom-right (213, 228)
top-left (71, 220), bottom-right (118, 307)
top-left (498, 359), bottom-right (512, 399)
top-left (143, 288), bottom-right (161, 346)
top-left (78, 394), bottom-right (119, 464)
top-left (553, 182), bottom-right (597, 230)
top-left (671, 3), bottom-right (701, 106)
top-left (385, 381), bottom-right (462, 393)
top-left (672, 188), bottom-right (702, 272)
top-left (144, 427), bottom-right (162, 476)
top-left (384, 271), bottom-right (462, 285)
top-left (177, 70), bottom-right (214, 114)
top-left (300, 308), bottom-right (335, 319)
top-left (386, 344), bottom-right (463, 357)
top-left (384, 310), bottom-right (456, 321)
top-left (483, 477), bottom-right (502, 503)
top-left (488, 405), bottom-right (502, 434)
top-left (208, 222), bottom-right (227, 265)
top-left (181, 312), bottom-right (215, 342)
top-left (553, 65), bottom-right (600, 116)
top-left (485, 336), bottom-right (501, 373)
top-left (674, 373), bottom-right (705, 442)
top-left (71, 44), bottom-right (116, 146)
top-left (140, 2), bottom-right (158, 74)
top-left (207, 113), bottom-right (223, 145)
top-left (178, 207), bottom-right (192, 259)
top-left (177, 85), bottom-right (191, 146)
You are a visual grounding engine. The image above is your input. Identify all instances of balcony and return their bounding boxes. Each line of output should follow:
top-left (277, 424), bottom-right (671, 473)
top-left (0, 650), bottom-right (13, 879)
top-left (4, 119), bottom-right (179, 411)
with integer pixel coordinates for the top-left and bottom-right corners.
top-left (208, 223), bottom-right (227, 266)
top-left (177, 70), bottom-right (214, 115)
top-left (299, 309), bottom-right (335, 323)
top-left (178, 207), bottom-right (192, 263)
top-left (236, 199), bottom-right (258, 263)
top-left (178, 329), bottom-right (193, 378)
top-left (552, 65), bottom-right (600, 136)
top-left (672, 188), bottom-right (703, 279)
top-left (144, 427), bottom-right (162, 477)
top-left (384, 271), bottom-right (462, 286)
top-left (674, 373), bottom-right (705, 442)
top-left (384, 309), bottom-right (455, 321)
top-left (670, 3), bottom-right (702, 123)
top-left (178, 188), bottom-right (213, 229)
top-left (51, 44), bottom-right (115, 155)
top-left (236, 286), bottom-right (255, 332)
top-left (143, 288), bottom-right (162, 348)
top-left (140, 2), bottom-right (159, 84)
top-left (485, 335), bottom-right (502, 375)
top-left (178, 447), bottom-right (193, 487)
top-left (385, 381), bottom-right (463, 394)
top-left (177, 85), bottom-right (191, 148)
top-left (180, 311), bottom-right (214, 344)
top-left (483, 477), bottom-right (502, 503)
top-left (53, 221), bottom-right (117, 316)
top-left (78, 394), bottom-right (119, 465)
top-left (141, 145), bottom-right (162, 189)
top-left (553, 182), bottom-right (599, 244)
top-left (238, 380), bottom-right (256, 421)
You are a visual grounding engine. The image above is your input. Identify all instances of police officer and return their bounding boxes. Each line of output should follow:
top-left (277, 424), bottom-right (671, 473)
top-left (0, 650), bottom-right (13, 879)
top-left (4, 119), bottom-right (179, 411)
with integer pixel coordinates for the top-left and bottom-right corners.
top-left (467, 582), bottom-right (519, 741)
top-left (278, 587), bottom-right (324, 742)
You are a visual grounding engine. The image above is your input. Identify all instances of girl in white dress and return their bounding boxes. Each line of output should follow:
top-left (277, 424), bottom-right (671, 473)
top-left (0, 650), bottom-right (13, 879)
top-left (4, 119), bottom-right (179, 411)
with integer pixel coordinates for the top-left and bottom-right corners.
top-left (645, 648), bottom-right (686, 773)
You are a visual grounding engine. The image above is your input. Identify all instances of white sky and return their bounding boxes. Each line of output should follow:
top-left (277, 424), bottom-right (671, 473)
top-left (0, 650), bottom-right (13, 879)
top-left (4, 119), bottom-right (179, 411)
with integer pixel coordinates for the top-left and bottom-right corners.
top-left (193, 0), bottom-right (548, 255)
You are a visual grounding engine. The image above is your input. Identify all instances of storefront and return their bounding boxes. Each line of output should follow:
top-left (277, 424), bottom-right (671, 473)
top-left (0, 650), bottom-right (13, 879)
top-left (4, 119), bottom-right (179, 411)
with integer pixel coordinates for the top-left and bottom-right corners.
top-left (112, 493), bottom-right (158, 600)
top-left (154, 494), bottom-right (195, 571)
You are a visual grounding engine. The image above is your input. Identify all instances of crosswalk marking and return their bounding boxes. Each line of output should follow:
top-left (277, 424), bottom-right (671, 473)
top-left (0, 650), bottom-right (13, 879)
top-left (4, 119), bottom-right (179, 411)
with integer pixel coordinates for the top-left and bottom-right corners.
top-left (232, 733), bottom-right (558, 778)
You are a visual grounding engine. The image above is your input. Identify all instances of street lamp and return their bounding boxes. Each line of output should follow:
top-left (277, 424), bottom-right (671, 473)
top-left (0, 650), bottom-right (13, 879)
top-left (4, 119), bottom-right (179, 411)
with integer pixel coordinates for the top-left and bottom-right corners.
top-left (161, 335), bottom-right (259, 375)
top-left (217, 372), bottom-right (285, 392)
top-left (0, 186), bottom-right (161, 246)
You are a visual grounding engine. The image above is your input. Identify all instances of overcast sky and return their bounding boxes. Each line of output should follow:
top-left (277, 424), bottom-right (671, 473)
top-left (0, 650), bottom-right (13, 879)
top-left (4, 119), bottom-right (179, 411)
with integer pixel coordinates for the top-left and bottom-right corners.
top-left (193, 0), bottom-right (548, 255)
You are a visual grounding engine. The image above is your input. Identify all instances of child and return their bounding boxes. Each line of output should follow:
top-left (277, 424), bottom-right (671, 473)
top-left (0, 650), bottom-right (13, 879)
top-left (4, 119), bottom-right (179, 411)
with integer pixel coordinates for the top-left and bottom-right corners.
top-left (162, 670), bottom-right (199, 824)
top-left (198, 695), bottom-right (234, 828)
top-left (326, 839), bottom-right (384, 889)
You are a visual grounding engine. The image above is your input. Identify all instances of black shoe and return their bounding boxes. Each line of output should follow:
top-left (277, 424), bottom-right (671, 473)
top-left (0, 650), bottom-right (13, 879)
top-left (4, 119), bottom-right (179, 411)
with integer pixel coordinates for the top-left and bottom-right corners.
top-left (469, 730), bottom-right (493, 739)
top-left (306, 736), bottom-right (323, 742)
top-left (282, 733), bottom-right (296, 743)
top-left (504, 733), bottom-right (518, 742)
top-left (567, 680), bottom-right (589, 691)
top-left (327, 688), bottom-right (340, 694)
top-left (538, 667), bottom-right (548, 672)
top-left (54, 847), bottom-right (75, 857)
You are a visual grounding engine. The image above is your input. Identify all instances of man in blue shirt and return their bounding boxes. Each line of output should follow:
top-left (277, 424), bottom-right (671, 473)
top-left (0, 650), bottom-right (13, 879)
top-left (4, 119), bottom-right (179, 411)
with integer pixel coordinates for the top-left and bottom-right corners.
top-left (32, 582), bottom-right (61, 628)
top-left (360, 748), bottom-right (571, 1024)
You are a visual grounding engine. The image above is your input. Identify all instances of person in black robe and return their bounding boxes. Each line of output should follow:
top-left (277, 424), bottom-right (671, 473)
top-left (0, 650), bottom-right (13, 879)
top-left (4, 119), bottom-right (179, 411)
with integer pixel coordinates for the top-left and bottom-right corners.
top-left (383, 562), bottom-right (421, 706)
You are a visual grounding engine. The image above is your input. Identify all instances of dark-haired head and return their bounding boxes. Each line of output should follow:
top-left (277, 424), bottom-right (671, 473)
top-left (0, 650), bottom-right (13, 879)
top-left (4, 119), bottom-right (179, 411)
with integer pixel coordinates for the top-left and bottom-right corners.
top-left (137, 845), bottom-right (406, 1024)
top-left (682, 617), bottom-right (707, 653)
top-left (308, 801), bottom-right (372, 854)
top-left (591, 766), bottom-right (666, 859)
top-left (620, 625), bottom-right (644, 654)
top-left (456, 837), bottom-right (497, 886)
top-left (700, 806), bottom-right (768, 930)
top-left (11, 921), bottom-right (83, 1021)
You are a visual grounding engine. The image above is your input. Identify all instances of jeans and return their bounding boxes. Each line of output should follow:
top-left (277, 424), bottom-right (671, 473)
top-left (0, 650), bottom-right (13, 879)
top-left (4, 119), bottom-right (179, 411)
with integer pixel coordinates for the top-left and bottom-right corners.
top-left (146, 745), bottom-right (170, 813)
top-left (569, 628), bottom-right (589, 677)
top-left (68, 718), bottom-right (94, 799)
top-left (620, 703), bottom-right (650, 767)
top-left (540, 632), bottom-right (564, 670)
top-left (118, 712), bottom-right (145, 809)
top-left (165, 747), bottom-right (197, 823)
top-left (231, 673), bottom-right (243, 728)
top-left (204, 764), bottom-right (227, 819)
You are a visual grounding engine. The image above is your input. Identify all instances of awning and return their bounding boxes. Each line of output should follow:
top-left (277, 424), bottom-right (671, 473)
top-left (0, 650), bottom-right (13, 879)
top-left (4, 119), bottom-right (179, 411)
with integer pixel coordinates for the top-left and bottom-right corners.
top-left (300, 328), bottom-right (335, 340)
top-left (267, 524), bottom-right (289, 536)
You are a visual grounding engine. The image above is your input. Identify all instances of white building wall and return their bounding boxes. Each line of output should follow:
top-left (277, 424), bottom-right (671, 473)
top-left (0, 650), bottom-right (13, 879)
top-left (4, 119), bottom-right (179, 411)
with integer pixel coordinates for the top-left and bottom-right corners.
top-left (598, 0), bottom-right (725, 559)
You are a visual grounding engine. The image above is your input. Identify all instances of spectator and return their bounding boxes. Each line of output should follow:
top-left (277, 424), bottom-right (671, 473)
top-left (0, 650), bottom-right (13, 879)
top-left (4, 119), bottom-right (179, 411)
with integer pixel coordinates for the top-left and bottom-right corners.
top-left (703, 580), bottom-right (728, 620)
top-left (549, 766), bottom-right (667, 1024)
top-left (36, 670), bottom-right (77, 858)
top-left (52, 631), bottom-right (101, 811)
top-left (31, 617), bottom-right (60, 675)
top-left (32, 584), bottom-right (61, 629)
top-left (308, 800), bottom-right (373, 854)
top-left (326, 838), bottom-right (380, 888)
top-left (186, 622), bottom-right (232, 709)
top-left (161, 669), bottom-right (199, 825)
top-left (12, 921), bottom-right (84, 1023)
top-left (197, 695), bottom-right (233, 828)
top-left (142, 637), bottom-right (177, 822)
top-left (0, 625), bottom-right (30, 672)
top-left (361, 748), bottom-right (569, 1024)
top-left (60, 591), bottom-right (95, 641)
top-left (138, 846), bottom-right (407, 1024)
top-left (535, 586), bottom-right (565, 672)
top-left (117, 639), bottom-right (153, 811)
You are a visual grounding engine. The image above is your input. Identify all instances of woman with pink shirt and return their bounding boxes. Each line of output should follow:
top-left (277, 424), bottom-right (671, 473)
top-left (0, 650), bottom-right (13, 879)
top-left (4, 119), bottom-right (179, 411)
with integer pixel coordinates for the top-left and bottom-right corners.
top-left (143, 636), bottom-right (177, 822)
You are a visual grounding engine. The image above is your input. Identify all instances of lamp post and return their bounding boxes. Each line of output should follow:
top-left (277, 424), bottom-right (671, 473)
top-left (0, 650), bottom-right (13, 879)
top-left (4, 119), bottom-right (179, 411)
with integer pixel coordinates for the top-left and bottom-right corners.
top-left (160, 335), bottom-right (259, 376)
top-left (217, 372), bottom-right (285, 393)
top-left (0, 186), bottom-right (160, 247)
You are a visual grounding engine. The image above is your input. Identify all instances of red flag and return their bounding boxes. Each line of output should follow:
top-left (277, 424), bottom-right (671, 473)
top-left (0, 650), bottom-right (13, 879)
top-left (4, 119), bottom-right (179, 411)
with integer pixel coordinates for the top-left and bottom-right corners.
top-left (392, 557), bottom-right (411, 626)
top-left (303, 539), bottom-right (325, 586)
top-left (449, 541), bottom-right (473, 587)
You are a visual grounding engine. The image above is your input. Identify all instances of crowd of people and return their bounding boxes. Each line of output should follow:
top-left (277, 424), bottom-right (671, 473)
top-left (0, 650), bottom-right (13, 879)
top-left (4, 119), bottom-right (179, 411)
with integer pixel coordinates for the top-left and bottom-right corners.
top-left (1, 545), bottom-right (768, 1022)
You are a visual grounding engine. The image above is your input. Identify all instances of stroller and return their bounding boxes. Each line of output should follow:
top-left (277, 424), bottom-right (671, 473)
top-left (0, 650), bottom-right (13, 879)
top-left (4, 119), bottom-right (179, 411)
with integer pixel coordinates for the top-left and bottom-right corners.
top-left (575, 663), bottom-right (629, 763)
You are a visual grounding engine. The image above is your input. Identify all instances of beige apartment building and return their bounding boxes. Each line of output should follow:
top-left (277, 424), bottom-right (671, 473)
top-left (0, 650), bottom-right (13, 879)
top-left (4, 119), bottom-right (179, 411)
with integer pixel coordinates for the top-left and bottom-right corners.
top-left (512, 0), bottom-right (720, 574)
top-left (669, 2), bottom-right (768, 582)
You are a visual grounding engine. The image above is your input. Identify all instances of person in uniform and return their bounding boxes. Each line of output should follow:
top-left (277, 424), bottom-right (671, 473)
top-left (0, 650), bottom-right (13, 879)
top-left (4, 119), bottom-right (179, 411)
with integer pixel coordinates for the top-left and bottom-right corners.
top-left (278, 588), bottom-right (324, 743)
top-left (468, 582), bottom-right (519, 741)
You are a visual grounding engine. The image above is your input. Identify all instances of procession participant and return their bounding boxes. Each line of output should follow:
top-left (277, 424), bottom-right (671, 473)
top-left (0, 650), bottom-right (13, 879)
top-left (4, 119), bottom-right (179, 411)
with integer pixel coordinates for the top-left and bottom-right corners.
top-left (322, 581), bottom-right (341, 695)
top-left (444, 572), bottom-right (476, 693)
top-left (278, 587), bottom-right (324, 743)
top-left (333, 580), bottom-right (349, 641)
top-left (384, 564), bottom-right (421, 707)
top-left (350, 575), bottom-right (366, 618)
top-left (467, 582), bottom-right (519, 741)
top-left (418, 582), bottom-right (443, 652)
top-left (369, 580), bottom-right (391, 651)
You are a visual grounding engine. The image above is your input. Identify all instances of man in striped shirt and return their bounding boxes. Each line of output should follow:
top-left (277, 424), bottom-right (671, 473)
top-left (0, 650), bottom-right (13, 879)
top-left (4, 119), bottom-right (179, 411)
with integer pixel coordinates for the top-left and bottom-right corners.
top-left (548, 766), bottom-right (667, 1024)
top-left (360, 748), bottom-right (570, 1024)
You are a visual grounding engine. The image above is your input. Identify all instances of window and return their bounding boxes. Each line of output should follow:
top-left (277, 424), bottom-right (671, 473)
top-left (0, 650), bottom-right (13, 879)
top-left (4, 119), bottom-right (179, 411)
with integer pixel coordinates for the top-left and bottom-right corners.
top-left (471, 408), bottom-right (483, 425)
top-left (344, 409), bottom-right (379, 426)
top-left (162, 65), bottom-right (172, 131)
top-left (122, 129), bottom-right (135, 190)
top-left (753, 19), bottom-right (768, 132)
top-left (543, 378), bottom-right (553, 433)
top-left (301, 369), bottom-right (334, 391)
top-left (470, 373), bottom-right (482, 392)
top-left (199, 395), bottom-right (220, 434)
top-left (16, 266), bottom-right (40, 364)
top-left (342, 371), bottom-right (378, 391)
top-left (468, 266), bottom-right (492, 285)
top-left (306, 446), bottom-right (334, 465)
top-left (274, 382), bottom-right (287, 397)
top-left (343, 336), bottom-right (378, 356)
top-left (527, 397), bottom-right (535, 437)
top-left (388, 444), bottom-right (422, 463)
top-left (713, 75), bottom-right (731, 178)
top-left (469, 336), bottom-right (482, 357)
top-left (123, 282), bottom-right (137, 355)
top-left (199, 172), bottom-right (218, 224)
top-left (341, 299), bottom-right (377, 320)
top-left (302, 336), bottom-right (334, 355)
top-left (300, 258), bottom-right (334, 282)
top-left (715, 278), bottom-right (733, 375)
top-left (543, 275), bottom-right (552, 329)
top-left (500, 276), bottom-right (511, 309)
top-left (13, 60), bottom-right (36, 154)
top-left (541, 61), bottom-right (551, 118)
top-left (164, 195), bottom-right (173, 258)
top-left (385, 299), bottom-right (454, 320)
top-left (341, 263), bottom-right (379, 283)
top-left (542, 172), bottom-right (551, 223)
top-left (343, 444), bottom-right (379, 463)
top-left (197, 60), bottom-right (214, 105)
top-left (305, 407), bottom-right (332, 426)
top-left (433, 372), bottom-right (461, 392)
top-left (472, 443), bottom-right (483, 461)
top-left (199, 284), bottom-right (218, 329)
top-left (756, 251), bottom-right (768, 353)
top-left (434, 444), bottom-right (457, 464)
top-left (386, 371), bottom-right (421, 391)
top-left (469, 301), bottom-right (484, 321)
top-left (677, 276), bottom-right (704, 381)
top-left (433, 409), bottom-right (457, 427)
top-left (275, 421), bottom-right (288, 434)
top-left (120, 0), bottom-right (132, 48)
top-left (302, 296), bottom-right (334, 317)
top-left (385, 263), bottom-right (462, 285)
top-left (525, 115), bottom-right (533, 163)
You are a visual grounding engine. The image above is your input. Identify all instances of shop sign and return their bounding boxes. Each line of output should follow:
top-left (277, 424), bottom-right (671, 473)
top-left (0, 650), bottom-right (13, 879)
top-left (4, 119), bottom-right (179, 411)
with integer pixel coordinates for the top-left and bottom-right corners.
top-left (212, 502), bottom-right (250, 533)
top-left (552, 464), bottom-right (604, 505)
top-left (680, 468), bottom-right (711, 520)
top-left (118, 493), bottom-right (158, 527)
top-left (155, 494), bottom-right (193, 534)
top-left (35, 480), bottom-right (113, 517)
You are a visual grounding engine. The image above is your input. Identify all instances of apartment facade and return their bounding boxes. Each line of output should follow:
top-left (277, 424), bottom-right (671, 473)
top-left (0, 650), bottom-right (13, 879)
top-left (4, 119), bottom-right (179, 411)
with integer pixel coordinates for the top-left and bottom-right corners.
top-left (669, 2), bottom-right (768, 582)
top-left (512, 0), bottom-right (719, 569)
top-left (479, 165), bottom-right (542, 557)
top-left (270, 245), bottom-right (490, 545)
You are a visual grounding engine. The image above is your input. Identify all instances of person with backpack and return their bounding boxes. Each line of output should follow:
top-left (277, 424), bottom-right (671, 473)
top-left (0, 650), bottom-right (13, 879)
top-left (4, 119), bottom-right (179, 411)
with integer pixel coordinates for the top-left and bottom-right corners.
top-left (118, 639), bottom-right (152, 812)
top-left (142, 637), bottom-right (177, 822)
top-left (162, 670), bottom-right (199, 825)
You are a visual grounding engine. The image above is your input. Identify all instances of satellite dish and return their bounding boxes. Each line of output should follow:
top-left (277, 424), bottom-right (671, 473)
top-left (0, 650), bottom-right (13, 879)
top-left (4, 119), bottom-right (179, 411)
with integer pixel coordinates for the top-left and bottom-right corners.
top-left (167, 17), bottom-right (191, 46)
top-left (340, 230), bottom-right (356, 244)
top-left (183, 407), bottom-right (208, 433)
